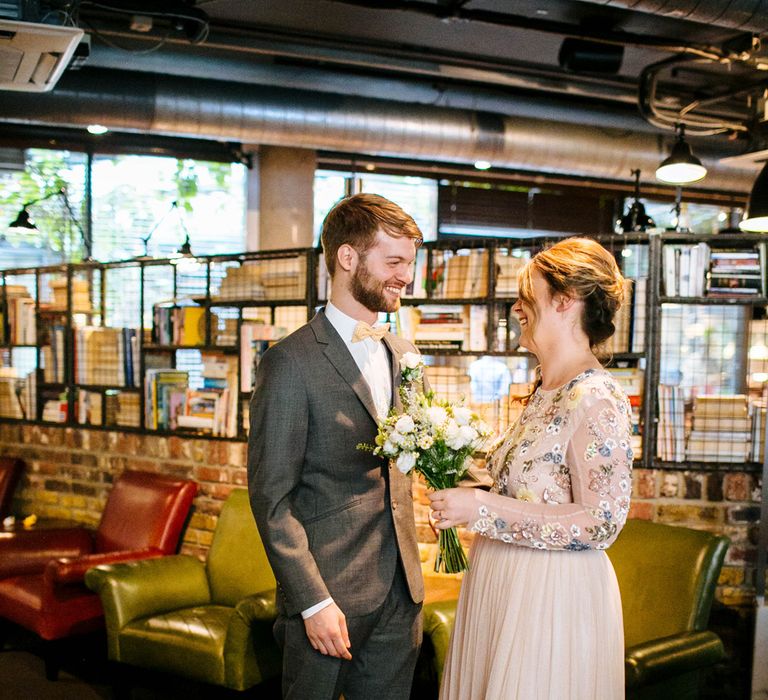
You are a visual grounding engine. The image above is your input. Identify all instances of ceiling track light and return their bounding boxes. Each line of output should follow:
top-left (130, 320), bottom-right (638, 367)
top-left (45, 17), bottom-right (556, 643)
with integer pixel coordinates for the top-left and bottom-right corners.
top-left (655, 123), bottom-right (707, 185)
top-left (619, 169), bottom-right (655, 233)
top-left (740, 162), bottom-right (768, 232)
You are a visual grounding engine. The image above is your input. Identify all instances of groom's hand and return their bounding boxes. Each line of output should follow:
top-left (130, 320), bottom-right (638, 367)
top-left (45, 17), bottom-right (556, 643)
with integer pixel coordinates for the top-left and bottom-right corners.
top-left (304, 602), bottom-right (352, 660)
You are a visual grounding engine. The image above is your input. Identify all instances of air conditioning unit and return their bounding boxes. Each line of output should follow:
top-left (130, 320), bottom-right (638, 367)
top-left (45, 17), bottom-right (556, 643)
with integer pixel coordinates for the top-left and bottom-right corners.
top-left (0, 19), bottom-right (83, 92)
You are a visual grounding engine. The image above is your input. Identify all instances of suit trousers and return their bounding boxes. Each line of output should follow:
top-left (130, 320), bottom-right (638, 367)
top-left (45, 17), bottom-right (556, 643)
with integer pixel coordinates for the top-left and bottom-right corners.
top-left (274, 563), bottom-right (423, 700)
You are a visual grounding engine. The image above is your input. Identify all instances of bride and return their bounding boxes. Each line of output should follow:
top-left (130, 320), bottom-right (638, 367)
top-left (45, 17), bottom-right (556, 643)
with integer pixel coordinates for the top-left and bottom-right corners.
top-left (429, 237), bottom-right (633, 700)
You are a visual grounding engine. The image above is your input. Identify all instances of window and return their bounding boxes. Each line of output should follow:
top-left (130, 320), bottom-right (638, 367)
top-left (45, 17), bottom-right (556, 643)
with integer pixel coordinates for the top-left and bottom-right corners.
top-left (1, 150), bottom-right (247, 270)
top-left (313, 170), bottom-right (438, 245)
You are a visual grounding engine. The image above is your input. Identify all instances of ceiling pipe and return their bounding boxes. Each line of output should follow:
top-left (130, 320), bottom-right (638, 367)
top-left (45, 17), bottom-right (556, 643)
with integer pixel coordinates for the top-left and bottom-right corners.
top-left (0, 68), bottom-right (755, 193)
top-left (572, 1), bottom-right (768, 33)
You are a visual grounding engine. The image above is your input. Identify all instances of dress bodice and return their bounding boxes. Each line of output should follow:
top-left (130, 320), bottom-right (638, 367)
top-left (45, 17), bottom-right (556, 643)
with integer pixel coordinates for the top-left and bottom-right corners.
top-left (469, 368), bottom-right (634, 551)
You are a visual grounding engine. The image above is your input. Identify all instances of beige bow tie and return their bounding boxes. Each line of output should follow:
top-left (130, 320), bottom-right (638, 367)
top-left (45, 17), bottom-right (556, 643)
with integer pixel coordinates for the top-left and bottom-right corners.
top-left (351, 321), bottom-right (390, 343)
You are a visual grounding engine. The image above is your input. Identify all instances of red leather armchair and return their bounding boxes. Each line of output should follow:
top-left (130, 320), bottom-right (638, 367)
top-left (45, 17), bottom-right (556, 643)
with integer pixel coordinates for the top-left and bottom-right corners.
top-left (0, 457), bottom-right (23, 520)
top-left (0, 470), bottom-right (197, 664)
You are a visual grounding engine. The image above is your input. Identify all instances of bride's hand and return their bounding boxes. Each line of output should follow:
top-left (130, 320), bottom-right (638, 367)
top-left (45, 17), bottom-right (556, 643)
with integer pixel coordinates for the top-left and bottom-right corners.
top-left (428, 488), bottom-right (479, 529)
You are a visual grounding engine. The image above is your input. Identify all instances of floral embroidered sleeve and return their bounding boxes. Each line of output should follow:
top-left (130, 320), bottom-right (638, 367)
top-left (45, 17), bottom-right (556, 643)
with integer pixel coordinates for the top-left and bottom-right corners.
top-left (468, 393), bottom-right (633, 550)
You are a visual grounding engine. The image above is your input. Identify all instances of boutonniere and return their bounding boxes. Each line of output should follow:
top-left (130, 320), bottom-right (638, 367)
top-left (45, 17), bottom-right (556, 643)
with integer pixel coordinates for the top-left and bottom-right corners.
top-left (399, 351), bottom-right (424, 384)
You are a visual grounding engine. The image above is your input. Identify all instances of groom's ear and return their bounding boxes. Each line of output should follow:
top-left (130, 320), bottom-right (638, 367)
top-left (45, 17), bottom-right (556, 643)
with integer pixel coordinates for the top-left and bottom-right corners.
top-left (337, 243), bottom-right (357, 272)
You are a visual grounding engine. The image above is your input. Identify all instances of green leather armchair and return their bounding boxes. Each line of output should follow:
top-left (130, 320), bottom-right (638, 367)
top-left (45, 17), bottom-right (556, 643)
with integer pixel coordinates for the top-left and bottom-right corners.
top-left (85, 488), bottom-right (281, 692)
top-left (420, 519), bottom-right (729, 700)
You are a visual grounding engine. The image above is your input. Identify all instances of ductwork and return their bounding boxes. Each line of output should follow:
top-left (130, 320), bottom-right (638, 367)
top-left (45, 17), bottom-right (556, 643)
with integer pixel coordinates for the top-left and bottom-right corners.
top-left (0, 68), bottom-right (756, 192)
top-left (574, 1), bottom-right (768, 33)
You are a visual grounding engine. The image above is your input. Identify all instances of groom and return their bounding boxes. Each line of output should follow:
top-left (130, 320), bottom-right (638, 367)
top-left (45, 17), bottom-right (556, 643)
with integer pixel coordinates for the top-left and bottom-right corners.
top-left (248, 193), bottom-right (425, 699)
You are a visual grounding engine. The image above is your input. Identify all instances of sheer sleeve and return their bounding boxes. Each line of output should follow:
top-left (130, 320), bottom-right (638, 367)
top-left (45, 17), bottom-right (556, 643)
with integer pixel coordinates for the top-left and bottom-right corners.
top-left (468, 393), bottom-right (633, 551)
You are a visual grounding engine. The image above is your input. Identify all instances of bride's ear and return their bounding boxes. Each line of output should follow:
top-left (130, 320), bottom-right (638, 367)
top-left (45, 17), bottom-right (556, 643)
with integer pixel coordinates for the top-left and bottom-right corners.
top-left (553, 293), bottom-right (576, 313)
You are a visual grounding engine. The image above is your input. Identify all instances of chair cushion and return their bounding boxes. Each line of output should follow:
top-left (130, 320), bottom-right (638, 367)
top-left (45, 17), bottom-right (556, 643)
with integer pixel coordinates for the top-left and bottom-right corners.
top-left (118, 605), bottom-right (235, 687)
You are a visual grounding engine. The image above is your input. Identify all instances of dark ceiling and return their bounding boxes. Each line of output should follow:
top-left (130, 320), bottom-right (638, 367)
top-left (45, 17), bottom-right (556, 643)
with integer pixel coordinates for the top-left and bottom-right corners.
top-left (3, 0), bottom-right (768, 191)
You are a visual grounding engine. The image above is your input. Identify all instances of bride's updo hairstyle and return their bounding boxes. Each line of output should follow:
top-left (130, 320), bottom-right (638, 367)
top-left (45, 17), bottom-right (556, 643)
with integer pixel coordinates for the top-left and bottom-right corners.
top-left (517, 237), bottom-right (626, 352)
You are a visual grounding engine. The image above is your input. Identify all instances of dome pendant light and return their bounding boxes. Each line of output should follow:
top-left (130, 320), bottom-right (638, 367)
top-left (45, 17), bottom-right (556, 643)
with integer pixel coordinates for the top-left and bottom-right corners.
top-left (740, 162), bottom-right (768, 232)
top-left (619, 169), bottom-right (655, 232)
top-left (656, 124), bottom-right (707, 185)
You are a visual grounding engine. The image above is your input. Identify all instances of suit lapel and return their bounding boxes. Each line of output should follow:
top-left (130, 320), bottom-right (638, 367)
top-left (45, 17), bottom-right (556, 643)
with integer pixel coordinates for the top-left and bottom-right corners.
top-left (311, 311), bottom-right (380, 425)
top-left (384, 335), bottom-right (404, 413)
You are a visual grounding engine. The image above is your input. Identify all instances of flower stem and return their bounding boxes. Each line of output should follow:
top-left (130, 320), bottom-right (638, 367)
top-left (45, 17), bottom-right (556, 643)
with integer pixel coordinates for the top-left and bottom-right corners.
top-left (434, 526), bottom-right (468, 574)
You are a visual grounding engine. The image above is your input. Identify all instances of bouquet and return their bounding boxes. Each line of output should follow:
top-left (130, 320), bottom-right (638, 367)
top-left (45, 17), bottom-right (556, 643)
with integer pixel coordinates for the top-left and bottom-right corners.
top-left (359, 352), bottom-right (493, 573)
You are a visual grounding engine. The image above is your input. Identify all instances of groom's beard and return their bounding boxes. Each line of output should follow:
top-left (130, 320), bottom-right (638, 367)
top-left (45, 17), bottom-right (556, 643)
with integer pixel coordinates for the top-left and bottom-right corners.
top-left (350, 258), bottom-right (401, 314)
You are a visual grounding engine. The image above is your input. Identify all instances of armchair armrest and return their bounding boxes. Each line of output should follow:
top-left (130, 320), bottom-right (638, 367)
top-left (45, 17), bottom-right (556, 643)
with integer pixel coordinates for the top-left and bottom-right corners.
top-left (85, 555), bottom-right (211, 630)
top-left (234, 589), bottom-right (278, 624)
top-left (224, 589), bottom-right (279, 677)
top-left (0, 527), bottom-right (93, 578)
top-left (422, 600), bottom-right (458, 685)
top-left (45, 547), bottom-right (164, 584)
top-left (625, 630), bottom-right (725, 689)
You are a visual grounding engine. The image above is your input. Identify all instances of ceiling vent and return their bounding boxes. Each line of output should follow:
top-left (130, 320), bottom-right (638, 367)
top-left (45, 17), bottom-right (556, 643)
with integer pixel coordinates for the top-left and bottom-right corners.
top-left (0, 19), bottom-right (83, 92)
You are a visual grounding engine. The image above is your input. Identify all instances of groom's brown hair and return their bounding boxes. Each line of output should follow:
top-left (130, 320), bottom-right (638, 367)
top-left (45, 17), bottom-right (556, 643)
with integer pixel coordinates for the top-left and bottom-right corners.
top-left (321, 193), bottom-right (422, 277)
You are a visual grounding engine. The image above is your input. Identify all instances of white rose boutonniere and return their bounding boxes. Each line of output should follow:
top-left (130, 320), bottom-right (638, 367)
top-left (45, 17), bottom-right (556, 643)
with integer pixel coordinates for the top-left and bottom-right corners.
top-left (399, 351), bottom-right (424, 384)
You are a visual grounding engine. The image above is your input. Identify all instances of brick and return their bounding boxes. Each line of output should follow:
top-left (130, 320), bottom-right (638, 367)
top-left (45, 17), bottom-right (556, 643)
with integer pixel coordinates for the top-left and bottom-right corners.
top-left (59, 494), bottom-right (88, 509)
top-left (633, 470), bottom-right (656, 499)
top-left (723, 474), bottom-right (752, 502)
top-left (71, 482), bottom-right (100, 497)
top-left (718, 567), bottom-right (745, 586)
top-left (656, 504), bottom-right (723, 525)
top-left (189, 512), bottom-right (218, 531)
top-left (70, 453), bottom-right (98, 467)
top-left (659, 472), bottom-right (682, 498)
top-left (196, 466), bottom-right (228, 483)
top-left (725, 545), bottom-right (757, 566)
top-left (717, 587), bottom-right (755, 607)
top-left (628, 502), bottom-right (654, 520)
top-left (227, 442), bottom-right (247, 468)
top-left (231, 468), bottom-right (247, 486)
top-left (707, 474), bottom-right (724, 502)
top-left (198, 483), bottom-right (235, 500)
top-left (683, 473), bottom-right (705, 500)
top-left (727, 506), bottom-right (761, 524)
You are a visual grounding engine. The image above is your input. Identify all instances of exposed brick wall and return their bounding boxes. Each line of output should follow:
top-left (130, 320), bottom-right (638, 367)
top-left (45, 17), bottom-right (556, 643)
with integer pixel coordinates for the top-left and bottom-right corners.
top-left (0, 424), bottom-right (761, 609)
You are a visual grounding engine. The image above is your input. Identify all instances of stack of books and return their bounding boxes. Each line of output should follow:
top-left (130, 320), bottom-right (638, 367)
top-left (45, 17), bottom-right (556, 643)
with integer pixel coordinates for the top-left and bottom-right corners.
top-left (4, 284), bottom-right (36, 345)
top-left (414, 306), bottom-right (465, 350)
top-left (438, 250), bottom-right (489, 298)
top-left (686, 394), bottom-right (752, 463)
top-left (750, 400), bottom-right (766, 463)
top-left (663, 242), bottom-right (709, 297)
top-left (707, 248), bottom-right (764, 298)
top-left (494, 253), bottom-right (528, 296)
top-left (49, 278), bottom-right (91, 311)
top-left (657, 384), bottom-right (685, 462)
top-left (144, 369), bottom-right (189, 430)
top-left (115, 391), bottom-right (141, 427)
top-left (607, 367), bottom-right (643, 457)
top-left (607, 278), bottom-right (634, 354)
top-left (75, 327), bottom-right (139, 386)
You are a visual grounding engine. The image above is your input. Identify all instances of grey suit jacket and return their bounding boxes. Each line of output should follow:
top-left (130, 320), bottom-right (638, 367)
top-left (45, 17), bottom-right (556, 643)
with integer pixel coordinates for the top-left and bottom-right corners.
top-left (247, 309), bottom-right (425, 618)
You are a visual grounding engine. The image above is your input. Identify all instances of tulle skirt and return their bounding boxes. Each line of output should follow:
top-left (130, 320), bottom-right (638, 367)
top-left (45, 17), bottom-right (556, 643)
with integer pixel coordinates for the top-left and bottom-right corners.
top-left (440, 535), bottom-right (624, 700)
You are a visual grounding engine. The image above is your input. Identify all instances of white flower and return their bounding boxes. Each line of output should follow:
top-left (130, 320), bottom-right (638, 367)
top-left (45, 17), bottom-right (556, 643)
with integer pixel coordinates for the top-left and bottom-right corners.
top-left (395, 415), bottom-right (415, 434)
top-left (418, 434), bottom-right (434, 449)
top-left (389, 431), bottom-right (405, 446)
top-left (445, 421), bottom-right (468, 450)
top-left (396, 451), bottom-right (418, 473)
top-left (452, 406), bottom-right (472, 426)
top-left (400, 352), bottom-right (422, 371)
top-left (425, 406), bottom-right (448, 428)
top-left (382, 440), bottom-right (398, 456)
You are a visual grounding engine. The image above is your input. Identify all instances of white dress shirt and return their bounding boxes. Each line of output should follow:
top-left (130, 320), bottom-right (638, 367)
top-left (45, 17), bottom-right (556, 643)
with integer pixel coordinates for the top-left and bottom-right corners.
top-left (301, 301), bottom-right (393, 620)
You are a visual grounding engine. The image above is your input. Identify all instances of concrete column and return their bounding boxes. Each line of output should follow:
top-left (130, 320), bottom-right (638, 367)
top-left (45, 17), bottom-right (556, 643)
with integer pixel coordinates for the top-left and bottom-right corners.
top-left (258, 146), bottom-right (316, 250)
